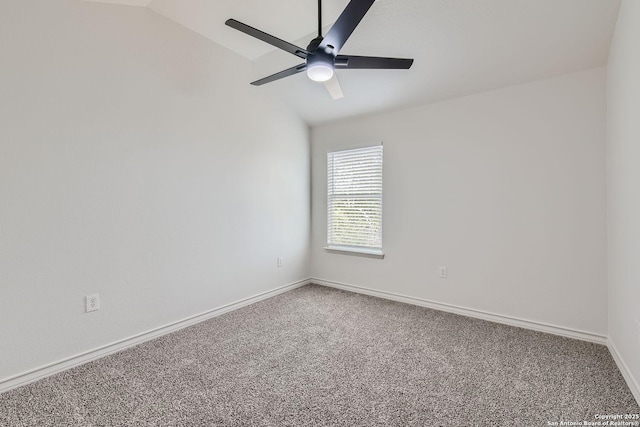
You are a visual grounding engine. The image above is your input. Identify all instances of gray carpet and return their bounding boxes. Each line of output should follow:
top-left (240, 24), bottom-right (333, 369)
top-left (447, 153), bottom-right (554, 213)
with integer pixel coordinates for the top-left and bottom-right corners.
top-left (1, 284), bottom-right (638, 426)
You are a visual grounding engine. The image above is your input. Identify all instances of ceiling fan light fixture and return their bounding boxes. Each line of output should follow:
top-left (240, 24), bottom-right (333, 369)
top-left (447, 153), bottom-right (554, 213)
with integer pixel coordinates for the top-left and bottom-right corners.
top-left (306, 54), bottom-right (334, 82)
top-left (307, 63), bottom-right (334, 82)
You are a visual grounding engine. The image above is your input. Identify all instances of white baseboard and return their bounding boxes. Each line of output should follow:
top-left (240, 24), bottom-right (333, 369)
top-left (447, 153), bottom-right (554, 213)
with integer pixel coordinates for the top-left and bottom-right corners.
top-left (6, 277), bottom-right (634, 405)
top-left (607, 339), bottom-right (640, 406)
top-left (311, 278), bottom-right (607, 345)
top-left (0, 279), bottom-right (311, 394)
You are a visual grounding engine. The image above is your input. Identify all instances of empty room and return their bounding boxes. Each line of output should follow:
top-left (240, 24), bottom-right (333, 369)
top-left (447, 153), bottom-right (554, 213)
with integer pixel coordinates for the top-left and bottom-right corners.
top-left (1, 0), bottom-right (639, 425)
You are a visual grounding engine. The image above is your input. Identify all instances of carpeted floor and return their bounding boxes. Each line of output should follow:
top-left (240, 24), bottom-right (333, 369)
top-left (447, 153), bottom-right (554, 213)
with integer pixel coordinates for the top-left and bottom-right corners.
top-left (1, 284), bottom-right (638, 426)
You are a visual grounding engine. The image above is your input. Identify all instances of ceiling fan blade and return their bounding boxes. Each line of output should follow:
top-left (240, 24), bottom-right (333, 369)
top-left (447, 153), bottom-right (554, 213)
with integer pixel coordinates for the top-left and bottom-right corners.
top-left (318, 0), bottom-right (375, 55)
top-left (323, 74), bottom-right (344, 100)
top-left (225, 19), bottom-right (309, 59)
top-left (336, 55), bottom-right (414, 69)
top-left (251, 63), bottom-right (307, 86)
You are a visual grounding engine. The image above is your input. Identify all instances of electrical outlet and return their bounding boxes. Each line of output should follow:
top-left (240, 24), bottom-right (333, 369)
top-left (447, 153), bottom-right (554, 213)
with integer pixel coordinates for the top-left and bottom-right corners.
top-left (86, 294), bottom-right (100, 313)
top-left (635, 317), bottom-right (640, 340)
top-left (439, 266), bottom-right (448, 279)
top-left (277, 257), bottom-right (283, 267)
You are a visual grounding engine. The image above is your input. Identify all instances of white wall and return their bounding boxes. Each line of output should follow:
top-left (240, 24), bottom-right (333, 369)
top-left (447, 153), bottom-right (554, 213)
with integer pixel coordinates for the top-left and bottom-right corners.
top-left (607, 0), bottom-right (640, 400)
top-left (311, 68), bottom-right (607, 336)
top-left (0, 0), bottom-right (309, 382)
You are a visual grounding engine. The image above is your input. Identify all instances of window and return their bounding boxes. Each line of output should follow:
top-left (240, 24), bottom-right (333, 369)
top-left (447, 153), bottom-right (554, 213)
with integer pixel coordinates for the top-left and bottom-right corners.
top-left (326, 145), bottom-right (383, 258)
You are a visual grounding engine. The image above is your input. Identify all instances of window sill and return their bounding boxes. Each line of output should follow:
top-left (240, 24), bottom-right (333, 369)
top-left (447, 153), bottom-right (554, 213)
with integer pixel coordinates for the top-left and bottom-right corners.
top-left (323, 246), bottom-right (385, 259)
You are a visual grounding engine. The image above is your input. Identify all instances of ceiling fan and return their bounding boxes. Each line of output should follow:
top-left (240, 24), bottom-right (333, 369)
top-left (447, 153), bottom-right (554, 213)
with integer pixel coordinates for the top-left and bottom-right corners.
top-left (225, 0), bottom-right (414, 97)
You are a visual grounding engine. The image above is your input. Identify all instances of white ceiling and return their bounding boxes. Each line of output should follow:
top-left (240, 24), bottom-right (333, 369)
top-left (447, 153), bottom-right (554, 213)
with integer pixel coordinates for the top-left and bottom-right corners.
top-left (82, 0), bottom-right (622, 125)
top-left (82, 0), bottom-right (153, 7)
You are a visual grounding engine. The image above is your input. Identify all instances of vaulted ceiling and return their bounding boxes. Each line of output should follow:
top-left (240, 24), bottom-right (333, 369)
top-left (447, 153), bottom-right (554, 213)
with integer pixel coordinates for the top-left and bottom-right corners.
top-left (81, 0), bottom-right (621, 125)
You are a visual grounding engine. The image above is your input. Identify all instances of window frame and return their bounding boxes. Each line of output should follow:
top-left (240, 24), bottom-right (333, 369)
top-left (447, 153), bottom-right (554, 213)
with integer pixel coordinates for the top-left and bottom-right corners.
top-left (324, 145), bottom-right (385, 259)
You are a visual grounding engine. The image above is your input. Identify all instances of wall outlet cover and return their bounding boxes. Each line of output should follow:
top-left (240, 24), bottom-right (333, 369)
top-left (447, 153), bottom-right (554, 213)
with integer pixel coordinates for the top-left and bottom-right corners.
top-left (439, 266), bottom-right (448, 279)
top-left (86, 294), bottom-right (100, 313)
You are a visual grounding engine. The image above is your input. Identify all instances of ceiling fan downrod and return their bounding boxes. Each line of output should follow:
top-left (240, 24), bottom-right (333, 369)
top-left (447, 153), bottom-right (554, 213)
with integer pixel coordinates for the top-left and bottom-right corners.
top-left (318, 0), bottom-right (322, 38)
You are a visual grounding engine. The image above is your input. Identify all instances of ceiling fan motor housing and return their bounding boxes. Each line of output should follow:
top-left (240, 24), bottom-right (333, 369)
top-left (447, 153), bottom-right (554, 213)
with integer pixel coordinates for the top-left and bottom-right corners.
top-left (306, 51), bottom-right (335, 82)
top-left (306, 36), bottom-right (343, 82)
top-left (307, 36), bottom-right (324, 52)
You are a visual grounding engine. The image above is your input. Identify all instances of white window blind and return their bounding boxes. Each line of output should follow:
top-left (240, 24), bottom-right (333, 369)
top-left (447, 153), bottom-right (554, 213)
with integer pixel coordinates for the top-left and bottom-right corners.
top-left (327, 145), bottom-right (383, 253)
